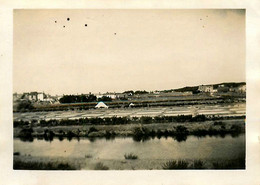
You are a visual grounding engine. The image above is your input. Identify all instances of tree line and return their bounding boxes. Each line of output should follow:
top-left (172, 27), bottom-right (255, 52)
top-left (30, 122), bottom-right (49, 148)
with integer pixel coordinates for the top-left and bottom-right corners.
top-left (59, 94), bottom-right (112, 103)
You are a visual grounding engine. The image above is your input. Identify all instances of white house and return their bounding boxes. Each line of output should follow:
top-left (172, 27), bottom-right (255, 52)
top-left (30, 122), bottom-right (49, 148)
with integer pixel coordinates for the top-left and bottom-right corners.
top-left (238, 84), bottom-right (246, 93)
top-left (22, 92), bottom-right (47, 102)
top-left (96, 93), bottom-right (117, 99)
top-left (37, 93), bottom-right (44, 101)
top-left (198, 85), bottom-right (214, 93)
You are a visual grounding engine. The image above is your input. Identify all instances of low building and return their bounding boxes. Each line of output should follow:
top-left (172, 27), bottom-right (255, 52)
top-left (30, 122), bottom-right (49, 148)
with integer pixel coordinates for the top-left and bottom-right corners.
top-left (37, 92), bottom-right (44, 101)
top-left (115, 93), bottom-right (129, 100)
top-left (238, 84), bottom-right (246, 93)
top-left (198, 85), bottom-right (214, 93)
top-left (230, 84), bottom-right (246, 93)
top-left (22, 92), bottom-right (46, 102)
top-left (96, 93), bottom-right (117, 99)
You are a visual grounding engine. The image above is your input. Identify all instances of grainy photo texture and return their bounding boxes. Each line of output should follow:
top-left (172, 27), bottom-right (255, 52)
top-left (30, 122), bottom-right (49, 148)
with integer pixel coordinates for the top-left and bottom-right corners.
top-left (13, 9), bottom-right (245, 170)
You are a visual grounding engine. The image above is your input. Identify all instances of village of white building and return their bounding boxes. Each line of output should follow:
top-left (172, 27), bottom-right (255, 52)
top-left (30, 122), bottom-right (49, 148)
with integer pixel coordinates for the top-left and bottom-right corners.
top-left (13, 83), bottom-right (246, 107)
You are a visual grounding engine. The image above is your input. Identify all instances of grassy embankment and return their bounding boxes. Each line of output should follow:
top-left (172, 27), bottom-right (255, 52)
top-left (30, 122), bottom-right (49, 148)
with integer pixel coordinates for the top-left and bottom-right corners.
top-left (13, 154), bottom-right (245, 170)
top-left (13, 155), bottom-right (81, 170)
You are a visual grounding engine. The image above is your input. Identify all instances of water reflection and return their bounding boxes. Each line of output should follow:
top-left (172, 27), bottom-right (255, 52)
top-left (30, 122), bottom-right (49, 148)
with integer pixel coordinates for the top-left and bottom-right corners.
top-left (133, 135), bottom-right (151, 142)
top-left (17, 132), bottom-right (243, 143)
top-left (105, 136), bottom-right (115, 141)
top-left (133, 134), bottom-right (188, 142)
top-left (174, 135), bottom-right (187, 142)
top-left (58, 136), bottom-right (64, 141)
top-left (19, 136), bottom-right (34, 142)
top-left (231, 132), bottom-right (240, 138)
top-left (14, 134), bottom-right (245, 161)
top-left (132, 132), bottom-right (243, 143)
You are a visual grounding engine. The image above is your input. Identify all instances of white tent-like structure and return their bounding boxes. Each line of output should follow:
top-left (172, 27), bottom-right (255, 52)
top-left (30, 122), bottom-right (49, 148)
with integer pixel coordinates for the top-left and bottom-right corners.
top-left (95, 101), bottom-right (109, 109)
top-left (129, 103), bottom-right (135, 107)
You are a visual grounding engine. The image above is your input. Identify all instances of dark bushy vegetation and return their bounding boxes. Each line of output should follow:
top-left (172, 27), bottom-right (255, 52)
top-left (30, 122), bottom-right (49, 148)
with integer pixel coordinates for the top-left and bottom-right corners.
top-left (173, 86), bottom-right (199, 93)
top-left (132, 127), bottom-right (151, 141)
top-left (123, 90), bottom-right (148, 95)
top-left (13, 159), bottom-right (77, 170)
top-left (124, 153), bottom-right (138, 160)
top-left (132, 126), bottom-right (190, 142)
top-left (14, 114), bottom-right (244, 141)
top-left (97, 96), bottom-right (112, 102)
top-left (15, 121), bottom-right (244, 142)
top-left (123, 90), bottom-right (134, 95)
top-left (212, 157), bottom-right (245, 169)
top-left (18, 127), bottom-right (34, 141)
top-left (20, 123), bottom-right (243, 142)
top-left (88, 126), bottom-right (98, 133)
top-left (162, 160), bottom-right (189, 169)
top-left (162, 158), bottom-right (245, 169)
top-left (134, 90), bottom-right (149, 94)
top-left (14, 120), bottom-right (30, 128)
top-left (192, 160), bottom-right (205, 169)
top-left (14, 115), bottom-right (245, 127)
top-left (59, 94), bottom-right (97, 103)
top-left (94, 162), bottom-right (109, 170)
top-left (17, 101), bottom-right (34, 111)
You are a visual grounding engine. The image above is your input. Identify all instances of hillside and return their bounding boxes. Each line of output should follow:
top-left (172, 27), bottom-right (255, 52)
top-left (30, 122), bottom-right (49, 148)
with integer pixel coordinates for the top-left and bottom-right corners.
top-left (166, 82), bottom-right (246, 93)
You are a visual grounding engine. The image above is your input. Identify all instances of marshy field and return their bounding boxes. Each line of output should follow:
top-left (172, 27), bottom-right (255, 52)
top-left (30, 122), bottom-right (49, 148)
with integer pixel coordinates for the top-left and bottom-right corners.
top-left (13, 102), bottom-right (245, 121)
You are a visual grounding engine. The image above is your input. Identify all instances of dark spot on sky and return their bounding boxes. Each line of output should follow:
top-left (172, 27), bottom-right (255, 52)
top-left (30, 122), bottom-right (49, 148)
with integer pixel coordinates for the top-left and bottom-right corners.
top-left (63, 26), bottom-right (65, 28)
top-left (114, 33), bottom-right (116, 35)
top-left (55, 21), bottom-right (57, 23)
top-left (85, 24), bottom-right (87, 27)
top-left (200, 19), bottom-right (202, 20)
top-left (67, 18), bottom-right (70, 21)
top-left (203, 26), bottom-right (205, 28)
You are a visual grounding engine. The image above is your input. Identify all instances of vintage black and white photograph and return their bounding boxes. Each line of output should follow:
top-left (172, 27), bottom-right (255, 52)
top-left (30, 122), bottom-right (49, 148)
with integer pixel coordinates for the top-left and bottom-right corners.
top-left (13, 9), bottom-right (246, 170)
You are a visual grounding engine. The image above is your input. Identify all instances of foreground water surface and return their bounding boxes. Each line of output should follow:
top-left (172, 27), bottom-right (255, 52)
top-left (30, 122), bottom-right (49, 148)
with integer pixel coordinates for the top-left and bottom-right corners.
top-left (14, 134), bottom-right (245, 160)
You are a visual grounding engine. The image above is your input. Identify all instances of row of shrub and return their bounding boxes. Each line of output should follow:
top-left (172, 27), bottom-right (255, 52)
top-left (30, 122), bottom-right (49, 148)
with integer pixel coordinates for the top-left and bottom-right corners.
top-left (17, 122), bottom-right (244, 142)
top-left (14, 115), bottom-right (246, 127)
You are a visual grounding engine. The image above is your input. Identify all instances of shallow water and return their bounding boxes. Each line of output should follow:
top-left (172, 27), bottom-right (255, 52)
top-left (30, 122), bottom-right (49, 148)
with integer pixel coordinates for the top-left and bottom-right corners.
top-left (14, 134), bottom-right (245, 160)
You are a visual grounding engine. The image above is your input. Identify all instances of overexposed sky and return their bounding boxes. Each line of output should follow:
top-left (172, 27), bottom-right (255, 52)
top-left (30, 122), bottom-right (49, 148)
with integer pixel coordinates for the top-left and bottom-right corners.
top-left (13, 9), bottom-right (245, 95)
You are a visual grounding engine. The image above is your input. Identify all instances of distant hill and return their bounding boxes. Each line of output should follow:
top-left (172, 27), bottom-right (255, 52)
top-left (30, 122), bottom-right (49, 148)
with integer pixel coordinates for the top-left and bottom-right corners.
top-left (163, 82), bottom-right (246, 93)
top-left (212, 82), bottom-right (246, 89)
top-left (172, 86), bottom-right (199, 93)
